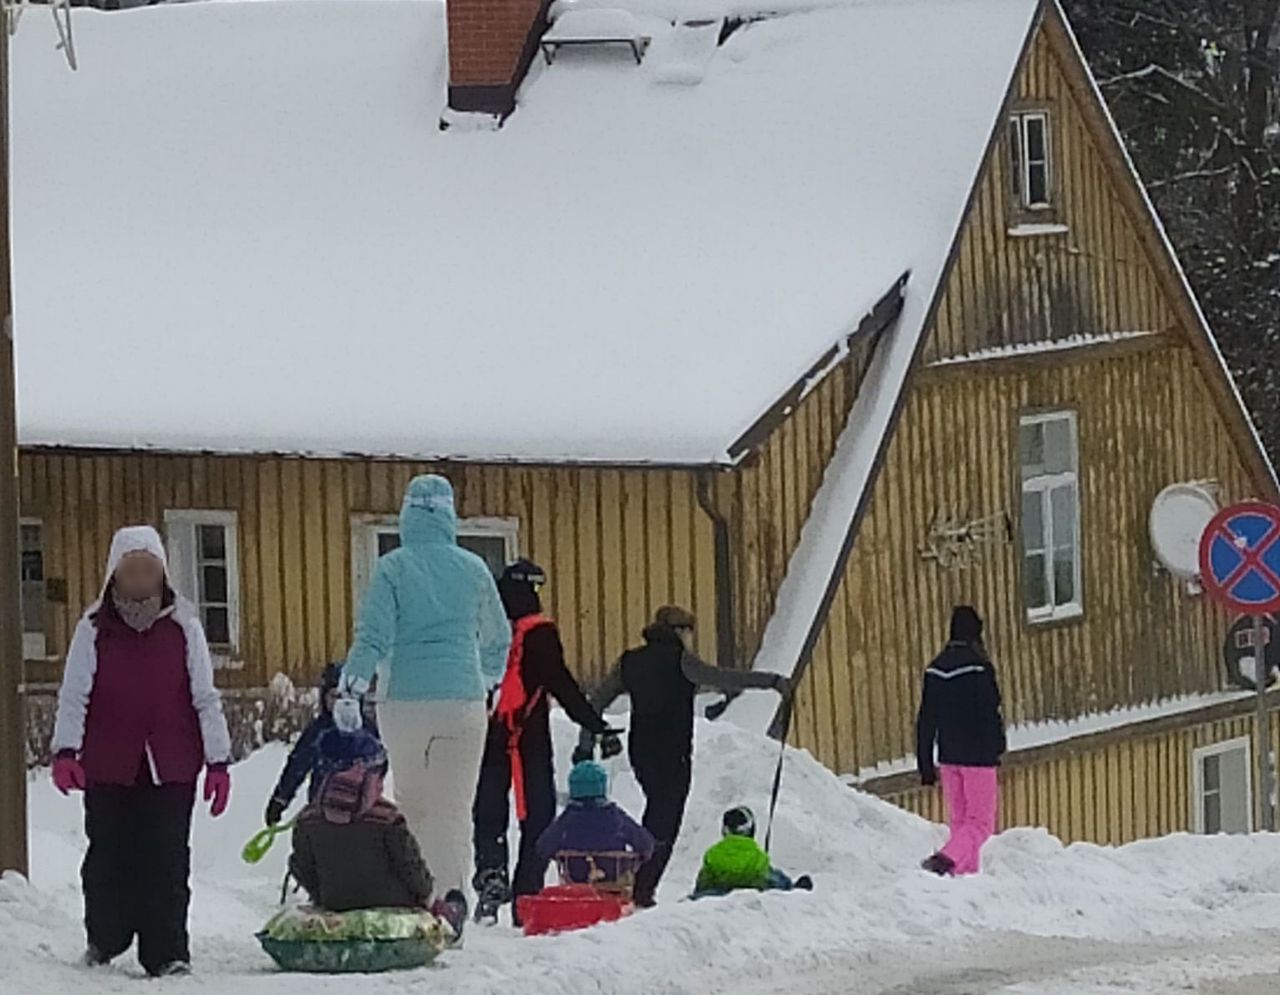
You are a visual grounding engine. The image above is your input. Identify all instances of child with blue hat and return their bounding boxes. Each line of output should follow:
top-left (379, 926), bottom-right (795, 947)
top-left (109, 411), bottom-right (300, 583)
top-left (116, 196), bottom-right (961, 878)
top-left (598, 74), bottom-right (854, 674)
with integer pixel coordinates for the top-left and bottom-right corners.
top-left (536, 762), bottom-right (654, 889)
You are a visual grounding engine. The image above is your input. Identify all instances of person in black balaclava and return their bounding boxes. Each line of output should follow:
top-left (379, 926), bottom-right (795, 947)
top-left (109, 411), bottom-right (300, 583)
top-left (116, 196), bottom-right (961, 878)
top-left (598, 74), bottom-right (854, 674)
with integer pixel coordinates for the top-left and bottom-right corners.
top-left (576, 606), bottom-right (791, 908)
top-left (471, 560), bottom-right (617, 925)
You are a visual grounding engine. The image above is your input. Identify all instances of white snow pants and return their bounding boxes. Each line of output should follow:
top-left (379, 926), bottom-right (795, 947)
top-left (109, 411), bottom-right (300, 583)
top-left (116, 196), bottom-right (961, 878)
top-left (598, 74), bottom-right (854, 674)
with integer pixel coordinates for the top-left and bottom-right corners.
top-left (379, 699), bottom-right (488, 899)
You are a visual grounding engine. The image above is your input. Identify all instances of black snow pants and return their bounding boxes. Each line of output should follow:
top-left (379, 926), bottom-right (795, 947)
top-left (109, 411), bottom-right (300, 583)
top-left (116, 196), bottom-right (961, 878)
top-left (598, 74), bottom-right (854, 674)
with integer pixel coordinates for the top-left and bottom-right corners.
top-left (82, 778), bottom-right (196, 975)
top-left (472, 720), bottom-right (557, 911)
top-left (631, 745), bottom-right (693, 907)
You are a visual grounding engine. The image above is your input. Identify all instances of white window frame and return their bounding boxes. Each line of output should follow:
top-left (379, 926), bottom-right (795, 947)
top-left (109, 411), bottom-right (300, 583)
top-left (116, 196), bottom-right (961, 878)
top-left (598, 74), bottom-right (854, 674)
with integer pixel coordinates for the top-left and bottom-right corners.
top-left (1019, 410), bottom-right (1083, 624)
top-left (350, 513), bottom-right (520, 605)
top-left (164, 509), bottom-right (241, 656)
top-left (1191, 736), bottom-right (1253, 834)
top-left (1010, 110), bottom-right (1053, 211)
top-left (19, 517), bottom-right (47, 660)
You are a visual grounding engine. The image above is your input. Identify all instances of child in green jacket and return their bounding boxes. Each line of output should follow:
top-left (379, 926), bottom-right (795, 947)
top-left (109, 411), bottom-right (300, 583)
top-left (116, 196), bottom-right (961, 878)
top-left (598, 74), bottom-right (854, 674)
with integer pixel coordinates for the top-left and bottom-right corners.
top-left (692, 806), bottom-right (812, 897)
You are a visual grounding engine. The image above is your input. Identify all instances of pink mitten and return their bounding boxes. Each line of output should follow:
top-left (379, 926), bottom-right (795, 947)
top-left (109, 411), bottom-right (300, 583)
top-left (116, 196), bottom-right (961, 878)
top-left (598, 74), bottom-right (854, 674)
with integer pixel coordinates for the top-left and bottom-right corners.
top-left (204, 765), bottom-right (231, 818)
top-left (52, 753), bottom-right (86, 795)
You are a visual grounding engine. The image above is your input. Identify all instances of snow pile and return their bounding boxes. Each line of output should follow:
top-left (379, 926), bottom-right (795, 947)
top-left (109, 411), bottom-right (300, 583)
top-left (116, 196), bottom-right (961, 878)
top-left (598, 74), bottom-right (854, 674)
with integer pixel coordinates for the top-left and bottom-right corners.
top-left (13, 0), bottom-right (1034, 464)
top-left (6, 710), bottom-right (1280, 992)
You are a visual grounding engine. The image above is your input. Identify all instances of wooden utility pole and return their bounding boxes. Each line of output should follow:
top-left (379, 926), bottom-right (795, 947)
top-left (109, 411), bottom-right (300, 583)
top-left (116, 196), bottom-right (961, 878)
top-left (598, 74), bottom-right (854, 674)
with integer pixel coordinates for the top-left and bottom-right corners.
top-left (0, 15), bottom-right (28, 876)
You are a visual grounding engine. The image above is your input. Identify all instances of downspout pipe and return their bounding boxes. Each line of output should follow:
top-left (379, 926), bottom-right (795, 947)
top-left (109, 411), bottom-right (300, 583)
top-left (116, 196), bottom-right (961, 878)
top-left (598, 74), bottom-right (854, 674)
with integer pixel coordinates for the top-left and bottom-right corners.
top-left (695, 471), bottom-right (736, 669)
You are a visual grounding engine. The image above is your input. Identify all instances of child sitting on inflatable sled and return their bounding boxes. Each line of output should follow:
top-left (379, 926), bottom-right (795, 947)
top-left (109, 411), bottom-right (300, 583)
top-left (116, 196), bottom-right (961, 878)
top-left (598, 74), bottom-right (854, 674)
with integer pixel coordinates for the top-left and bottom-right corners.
top-left (692, 806), bottom-right (812, 898)
top-left (259, 704), bottom-right (466, 972)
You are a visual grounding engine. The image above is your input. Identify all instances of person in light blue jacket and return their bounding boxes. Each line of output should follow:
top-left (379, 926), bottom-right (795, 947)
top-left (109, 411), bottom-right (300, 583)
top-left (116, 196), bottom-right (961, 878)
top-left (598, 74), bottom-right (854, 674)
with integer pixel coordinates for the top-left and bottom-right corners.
top-left (343, 474), bottom-right (510, 901)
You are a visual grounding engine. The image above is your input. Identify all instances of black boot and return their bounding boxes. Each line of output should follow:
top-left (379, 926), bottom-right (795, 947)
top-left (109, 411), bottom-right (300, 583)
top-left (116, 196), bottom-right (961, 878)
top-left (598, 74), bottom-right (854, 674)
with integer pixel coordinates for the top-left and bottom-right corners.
top-left (81, 944), bottom-right (111, 968)
top-left (472, 868), bottom-right (510, 926)
top-left (432, 890), bottom-right (469, 947)
top-left (920, 853), bottom-right (955, 877)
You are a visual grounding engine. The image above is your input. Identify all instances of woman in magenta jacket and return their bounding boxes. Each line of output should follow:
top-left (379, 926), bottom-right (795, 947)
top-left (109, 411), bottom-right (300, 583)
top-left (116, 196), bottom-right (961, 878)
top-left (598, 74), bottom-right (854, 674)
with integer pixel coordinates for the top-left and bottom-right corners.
top-left (51, 525), bottom-right (233, 978)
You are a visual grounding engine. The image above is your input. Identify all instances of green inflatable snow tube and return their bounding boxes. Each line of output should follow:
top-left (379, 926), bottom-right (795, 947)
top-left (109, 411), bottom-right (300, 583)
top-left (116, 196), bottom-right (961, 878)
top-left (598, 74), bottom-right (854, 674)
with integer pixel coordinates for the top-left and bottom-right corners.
top-left (257, 906), bottom-right (451, 974)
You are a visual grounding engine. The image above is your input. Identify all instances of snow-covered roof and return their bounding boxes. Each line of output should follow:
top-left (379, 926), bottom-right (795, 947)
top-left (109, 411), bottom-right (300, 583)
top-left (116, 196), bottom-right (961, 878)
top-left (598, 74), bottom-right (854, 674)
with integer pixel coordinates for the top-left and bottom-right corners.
top-left (12, 0), bottom-right (1037, 464)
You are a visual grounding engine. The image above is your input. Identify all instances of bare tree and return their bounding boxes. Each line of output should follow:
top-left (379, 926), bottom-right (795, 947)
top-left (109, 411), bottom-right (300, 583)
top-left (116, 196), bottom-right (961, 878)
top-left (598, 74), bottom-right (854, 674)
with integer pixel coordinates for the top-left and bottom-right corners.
top-left (1066, 1), bottom-right (1280, 457)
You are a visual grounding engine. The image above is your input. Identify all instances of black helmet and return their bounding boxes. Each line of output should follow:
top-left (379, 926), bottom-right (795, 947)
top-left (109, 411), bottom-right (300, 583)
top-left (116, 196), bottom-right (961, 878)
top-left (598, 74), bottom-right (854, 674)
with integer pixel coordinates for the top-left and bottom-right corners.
top-left (498, 559), bottom-right (546, 620)
top-left (501, 559), bottom-right (546, 587)
top-left (722, 805), bottom-right (756, 839)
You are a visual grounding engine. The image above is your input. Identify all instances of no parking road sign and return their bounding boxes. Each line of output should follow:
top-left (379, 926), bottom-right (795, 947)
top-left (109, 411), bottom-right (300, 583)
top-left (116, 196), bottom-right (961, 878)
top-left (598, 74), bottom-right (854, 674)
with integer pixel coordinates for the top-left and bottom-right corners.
top-left (1199, 499), bottom-right (1280, 833)
top-left (1198, 501), bottom-right (1280, 616)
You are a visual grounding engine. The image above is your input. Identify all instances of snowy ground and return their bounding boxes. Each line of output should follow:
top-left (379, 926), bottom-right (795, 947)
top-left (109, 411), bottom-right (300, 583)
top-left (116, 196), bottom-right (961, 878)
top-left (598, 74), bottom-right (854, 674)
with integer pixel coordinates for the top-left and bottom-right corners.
top-left (5, 713), bottom-right (1280, 993)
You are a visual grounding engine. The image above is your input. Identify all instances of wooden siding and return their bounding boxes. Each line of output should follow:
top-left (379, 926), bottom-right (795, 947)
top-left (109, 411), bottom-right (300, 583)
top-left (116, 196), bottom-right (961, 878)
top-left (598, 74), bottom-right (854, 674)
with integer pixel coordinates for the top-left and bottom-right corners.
top-left (921, 24), bottom-right (1174, 363)
top-left (712, 338), bottom-right (877, 668)
top-left (17, 454), bottom-right (719, 688)
top-left (881, 707), bottom-right (1280, 846)
top-left (784, 11), bottom-right (1269, 778)
top-left (16, 331), bottom-right (879, 692)
top-left (788, 342), bottom-right (1258, 775)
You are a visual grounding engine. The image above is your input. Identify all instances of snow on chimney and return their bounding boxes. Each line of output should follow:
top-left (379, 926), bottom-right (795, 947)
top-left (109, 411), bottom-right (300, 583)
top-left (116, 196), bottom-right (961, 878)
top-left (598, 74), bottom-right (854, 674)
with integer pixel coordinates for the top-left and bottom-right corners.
top-left (447, 0), bottom-right (550, 117)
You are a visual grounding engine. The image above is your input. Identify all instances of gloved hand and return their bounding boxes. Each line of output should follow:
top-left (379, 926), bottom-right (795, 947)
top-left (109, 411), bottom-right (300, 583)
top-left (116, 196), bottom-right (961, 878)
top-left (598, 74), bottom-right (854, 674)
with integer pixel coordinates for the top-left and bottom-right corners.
top-left (52, 751), bottom-right (86, 795)
top-left (264, 797), bottom-right (286, 827)
top-left (919, 767), bottom-right (938, 788)
top-left (204, 764), bottom-right (231, 818)
top-left (332, 696), bottom-right (363, 734)
top-left (599, 729), bottom-right (624, 760)
top-left (571, 744), bottom-right (594, 765)
top-left (772, 674), bottom-right (794, 698)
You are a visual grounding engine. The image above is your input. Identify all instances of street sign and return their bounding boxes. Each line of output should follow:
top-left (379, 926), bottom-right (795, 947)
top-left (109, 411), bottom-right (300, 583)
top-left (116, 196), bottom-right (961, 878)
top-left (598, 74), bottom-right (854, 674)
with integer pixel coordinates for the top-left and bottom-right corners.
top-left (1223, 613), bottom-right (1279, 690)
top-left (1198, 501), bottom-right (1280, 615)
top-left (1199, 500), bottom-right (1280, 834)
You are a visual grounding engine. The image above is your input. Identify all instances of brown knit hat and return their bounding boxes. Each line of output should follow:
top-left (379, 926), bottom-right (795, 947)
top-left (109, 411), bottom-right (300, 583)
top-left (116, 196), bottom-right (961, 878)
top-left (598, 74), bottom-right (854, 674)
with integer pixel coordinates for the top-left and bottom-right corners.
top-left (653, 605), bottom-right (696, 630)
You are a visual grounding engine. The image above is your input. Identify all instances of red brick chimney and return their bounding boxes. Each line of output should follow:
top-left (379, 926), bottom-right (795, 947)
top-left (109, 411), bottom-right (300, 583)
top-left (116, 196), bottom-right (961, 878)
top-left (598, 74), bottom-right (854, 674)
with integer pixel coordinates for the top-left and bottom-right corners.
top-left (447, 0), bottom-right (550, 117)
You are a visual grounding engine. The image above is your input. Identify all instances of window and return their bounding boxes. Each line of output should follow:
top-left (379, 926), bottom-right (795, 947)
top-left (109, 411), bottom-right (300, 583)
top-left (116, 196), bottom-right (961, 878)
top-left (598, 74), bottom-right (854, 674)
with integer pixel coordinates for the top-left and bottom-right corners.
top-left (1019, 412), bottom-right (1081, 622)
top-left (164, 510), bottom-right (240, 653)
top-left (350, 514), bottom-right (519, 604)
top-left (20, 519), bottom-right (46, 659)
top-left (1009, 111), bottom-right (1052, 210)
top-left (1192, 738), bottom-right (1252, 834)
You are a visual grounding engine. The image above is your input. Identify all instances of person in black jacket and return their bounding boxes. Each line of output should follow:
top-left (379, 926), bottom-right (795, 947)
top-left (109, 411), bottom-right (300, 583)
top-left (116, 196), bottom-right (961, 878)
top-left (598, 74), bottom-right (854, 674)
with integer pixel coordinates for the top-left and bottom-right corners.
top-left (577, 606), bottom-right (791, 907)
top-left (471, 560), bottom-right (616, 925)
top-left (916, 605), bottom-right (1006, 877)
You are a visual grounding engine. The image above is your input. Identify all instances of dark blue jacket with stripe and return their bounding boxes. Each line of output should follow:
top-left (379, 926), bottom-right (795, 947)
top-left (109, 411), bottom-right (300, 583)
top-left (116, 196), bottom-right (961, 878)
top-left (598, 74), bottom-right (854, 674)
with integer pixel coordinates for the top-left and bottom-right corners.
top-left (915, 641), bottom-right (1006, 783)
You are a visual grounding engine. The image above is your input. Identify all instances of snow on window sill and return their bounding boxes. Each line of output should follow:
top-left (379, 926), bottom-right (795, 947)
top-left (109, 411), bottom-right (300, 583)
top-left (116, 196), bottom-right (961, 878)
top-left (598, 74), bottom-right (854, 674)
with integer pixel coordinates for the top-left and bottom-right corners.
top-left (212, 652), bottom-right (246, 670)
top-left (1008, 222), bottom-right (1070, 238)
top-left (1027, 603), bottom-right (1084, 626)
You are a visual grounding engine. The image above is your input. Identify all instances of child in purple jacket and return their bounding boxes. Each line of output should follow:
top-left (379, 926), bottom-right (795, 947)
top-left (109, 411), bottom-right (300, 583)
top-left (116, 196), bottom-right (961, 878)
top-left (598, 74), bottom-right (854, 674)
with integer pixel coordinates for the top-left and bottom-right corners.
top-left (536, 761), bottom-right (653, 889)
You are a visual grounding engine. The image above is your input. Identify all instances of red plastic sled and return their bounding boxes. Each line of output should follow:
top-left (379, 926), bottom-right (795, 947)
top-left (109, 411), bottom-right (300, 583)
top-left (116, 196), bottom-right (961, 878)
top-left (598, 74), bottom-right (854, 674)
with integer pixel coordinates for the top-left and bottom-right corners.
top-left (517, 851), bottom-right (643, 936)
top-left (516, 884), bottom-right (632, 936)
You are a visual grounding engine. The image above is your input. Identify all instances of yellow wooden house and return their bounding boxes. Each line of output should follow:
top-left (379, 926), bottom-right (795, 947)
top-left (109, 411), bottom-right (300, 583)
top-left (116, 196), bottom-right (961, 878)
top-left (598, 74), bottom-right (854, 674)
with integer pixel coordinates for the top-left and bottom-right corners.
top-left (11, 0), bottom-right (1277, 845)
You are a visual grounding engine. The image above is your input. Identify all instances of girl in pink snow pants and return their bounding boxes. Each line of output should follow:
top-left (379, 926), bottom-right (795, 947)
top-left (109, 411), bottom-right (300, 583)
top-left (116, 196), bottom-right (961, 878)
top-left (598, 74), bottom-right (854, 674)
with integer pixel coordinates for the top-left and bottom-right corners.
top-left (915, 606), bottom-right (1006, 876)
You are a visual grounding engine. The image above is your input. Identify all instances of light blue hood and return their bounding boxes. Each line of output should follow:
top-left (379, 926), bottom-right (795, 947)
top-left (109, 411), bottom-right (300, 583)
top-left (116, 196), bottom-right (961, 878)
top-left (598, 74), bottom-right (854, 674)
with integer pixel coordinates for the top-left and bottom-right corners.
top-left (343, 475), bottom-right (510, 702)
top-left (399, 474), bottom-right (457, 547)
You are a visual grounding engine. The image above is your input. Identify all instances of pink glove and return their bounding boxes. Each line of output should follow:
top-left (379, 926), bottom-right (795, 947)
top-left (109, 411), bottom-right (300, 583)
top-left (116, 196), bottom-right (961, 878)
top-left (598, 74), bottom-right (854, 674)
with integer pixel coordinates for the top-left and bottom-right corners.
top-left (52, 753), bottom-right (86, 795)
top-left (204, 765), bottom-right (231, 818)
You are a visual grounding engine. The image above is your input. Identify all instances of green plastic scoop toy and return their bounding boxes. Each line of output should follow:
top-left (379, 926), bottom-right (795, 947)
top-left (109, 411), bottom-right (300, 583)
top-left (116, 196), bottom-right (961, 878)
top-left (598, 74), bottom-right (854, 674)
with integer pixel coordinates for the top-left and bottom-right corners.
top-left (242, 820), bottom-right (295, 865)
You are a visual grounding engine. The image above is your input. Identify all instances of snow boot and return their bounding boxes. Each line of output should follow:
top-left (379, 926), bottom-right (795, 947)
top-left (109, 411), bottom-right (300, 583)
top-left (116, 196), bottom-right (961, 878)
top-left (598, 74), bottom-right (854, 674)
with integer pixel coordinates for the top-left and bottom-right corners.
top-left (920, 853), bottom-right (955, 877)
top-left (793, 875), bottom-right (814, 891)
top-left (473, 869), bottom-right (509, 926)
top-left (81, 945), bottom-right (110, 968)
top-left (149, 960), bottom-right (192, 978)
top-left (432, 889), bottom-right (469, 948)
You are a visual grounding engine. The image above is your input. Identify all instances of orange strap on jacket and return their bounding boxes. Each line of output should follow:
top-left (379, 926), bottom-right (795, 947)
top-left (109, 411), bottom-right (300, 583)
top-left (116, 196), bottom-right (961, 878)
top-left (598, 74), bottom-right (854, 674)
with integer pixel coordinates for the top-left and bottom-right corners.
top-left (495, 614), bottom-right (552, 821)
